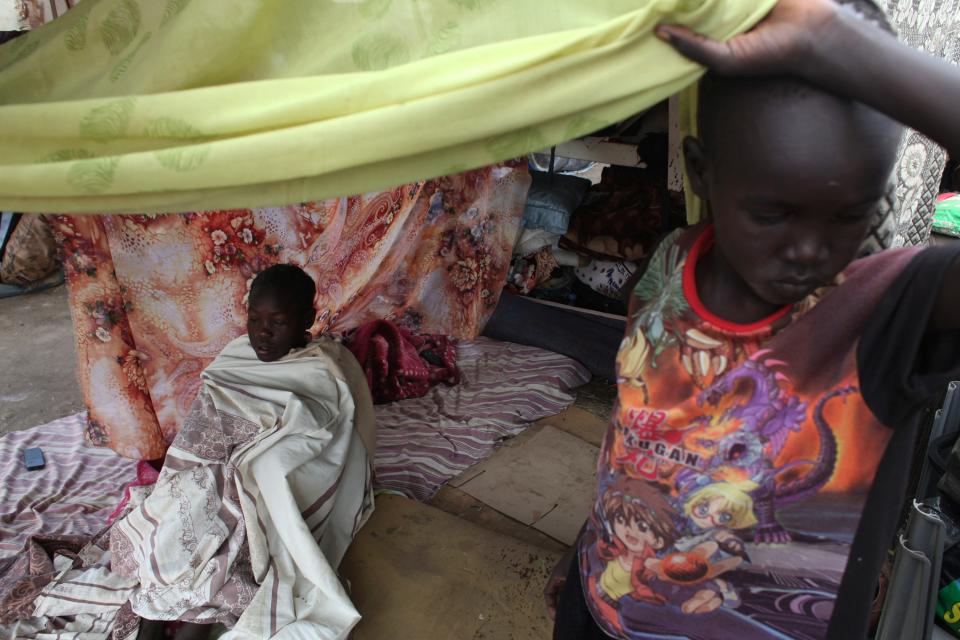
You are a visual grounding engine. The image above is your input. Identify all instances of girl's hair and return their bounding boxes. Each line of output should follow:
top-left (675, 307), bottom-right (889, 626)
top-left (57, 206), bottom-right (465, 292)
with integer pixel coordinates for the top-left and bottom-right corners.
top-left (683, 481), bottom-right (758, 530)
top-left (249, 264), bottom-right (316, 312)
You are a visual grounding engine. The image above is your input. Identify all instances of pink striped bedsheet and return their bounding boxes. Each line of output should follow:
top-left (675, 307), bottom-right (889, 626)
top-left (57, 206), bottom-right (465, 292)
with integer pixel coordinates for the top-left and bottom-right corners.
top-left (372, 337), bottom-right (590, 500)
top-left (0, 413), bottom-right (137, 569)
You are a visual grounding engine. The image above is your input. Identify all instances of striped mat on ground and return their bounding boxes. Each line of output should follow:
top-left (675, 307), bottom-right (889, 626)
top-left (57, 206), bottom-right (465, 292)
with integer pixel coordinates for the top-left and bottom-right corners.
top-left (373, 337), bottom-right (589, 501)
top-left (0, 412), bottom-right (137, 569)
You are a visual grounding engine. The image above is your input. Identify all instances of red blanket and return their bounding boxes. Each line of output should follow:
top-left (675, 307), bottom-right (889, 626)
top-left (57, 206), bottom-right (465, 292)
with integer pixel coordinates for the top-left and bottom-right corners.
top-left (345, 320), bottom-right (460, 404)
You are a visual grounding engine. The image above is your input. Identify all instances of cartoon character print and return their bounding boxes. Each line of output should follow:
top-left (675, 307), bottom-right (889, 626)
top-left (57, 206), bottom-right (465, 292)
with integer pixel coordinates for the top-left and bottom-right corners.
top-left (596, 476), bottom-right (675, 606)
top-left (618, 346), bottom-right (848, 545)
top-left (588, 409), bottom-right (813, 639)
top-left (677, 480), bottom-right (757, 564)
top-left (695, 353), bottom-right (853, 543)
top-left (645, 481), bottom-right (756, 612)
top-left (594, 476), bottom-right (742, 616)
top-left (600, 334), bottom-right (851, 623)
top-left (617, 234), bottom-right (750, 395)
top-left (617, 237), bottom-right (687, 402)
top-left (589, 366), bottom-right (859, 639)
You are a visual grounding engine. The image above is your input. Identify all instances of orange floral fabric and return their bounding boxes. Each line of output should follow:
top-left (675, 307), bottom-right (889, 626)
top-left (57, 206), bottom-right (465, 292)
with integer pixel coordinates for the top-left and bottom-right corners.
top-left (53, 164), bottom-right (529, 459)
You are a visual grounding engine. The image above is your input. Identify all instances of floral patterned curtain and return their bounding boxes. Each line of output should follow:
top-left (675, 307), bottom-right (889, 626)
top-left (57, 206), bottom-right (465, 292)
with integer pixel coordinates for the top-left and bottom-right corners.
top-left (52, 163), bottom-right (529, 460)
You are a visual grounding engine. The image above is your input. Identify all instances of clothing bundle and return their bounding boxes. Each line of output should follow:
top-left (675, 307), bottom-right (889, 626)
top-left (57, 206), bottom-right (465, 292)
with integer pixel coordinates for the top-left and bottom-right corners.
top-left (562, 160), bottom-right (680, 312)
top-left (573, 260), bottom-right (638, 300)
top-left (345, 320), bottom-right (460, 404)
top-left (562, 161), bottom-right (676, 289)
top-left (509, 170), bottom-right (591, 290)
top-left (521, 170), bottom-right (592, 237)
top-left (561, 136), bottom-right (674, 262)
top-left (506, 247), bottom-right (561, 296)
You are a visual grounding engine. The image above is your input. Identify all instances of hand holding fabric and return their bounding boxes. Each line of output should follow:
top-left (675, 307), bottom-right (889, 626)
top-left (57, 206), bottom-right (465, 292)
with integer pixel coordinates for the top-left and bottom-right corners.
top-left (655, 0), bottom-right (837, 78)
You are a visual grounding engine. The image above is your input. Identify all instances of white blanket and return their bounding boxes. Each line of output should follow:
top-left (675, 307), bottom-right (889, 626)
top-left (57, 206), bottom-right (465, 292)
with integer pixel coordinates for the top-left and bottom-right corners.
top-left (26, 337), bottom-right (375, 640)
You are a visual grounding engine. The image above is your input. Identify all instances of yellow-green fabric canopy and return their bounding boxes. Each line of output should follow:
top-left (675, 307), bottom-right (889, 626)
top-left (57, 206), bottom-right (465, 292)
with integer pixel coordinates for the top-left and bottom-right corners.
top-left (0, 0), bottom-right (773, 214)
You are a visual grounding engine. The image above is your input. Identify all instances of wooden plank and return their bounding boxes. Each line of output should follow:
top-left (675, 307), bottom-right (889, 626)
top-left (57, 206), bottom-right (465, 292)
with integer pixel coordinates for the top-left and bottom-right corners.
top-left (539, 405), bottom-right (608, 448)
top-left (429, 485), bottom-right (567, 553)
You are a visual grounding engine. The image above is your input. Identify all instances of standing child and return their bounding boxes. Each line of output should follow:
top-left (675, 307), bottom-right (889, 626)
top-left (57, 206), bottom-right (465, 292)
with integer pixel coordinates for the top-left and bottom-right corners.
top-left (546, 0), bottom-right (960, 638)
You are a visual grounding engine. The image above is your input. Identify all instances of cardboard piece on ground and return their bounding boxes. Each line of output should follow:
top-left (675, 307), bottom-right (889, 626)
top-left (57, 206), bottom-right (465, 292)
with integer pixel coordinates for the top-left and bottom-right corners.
top-left (340, 494), bottom-right (561, 640)
top-left (542, 405), bottom-right (608, 448)
top-left (448, 418), bottom-right (544, 489)
top-left (453, 425), bottom-right (599, 545)
top-left (449, 406), bottom-right (607, 489)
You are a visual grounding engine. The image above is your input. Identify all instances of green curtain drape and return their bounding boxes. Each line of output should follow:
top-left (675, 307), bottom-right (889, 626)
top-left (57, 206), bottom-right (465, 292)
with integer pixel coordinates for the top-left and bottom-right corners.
top-left (0, 0), bottom-right (774, 214)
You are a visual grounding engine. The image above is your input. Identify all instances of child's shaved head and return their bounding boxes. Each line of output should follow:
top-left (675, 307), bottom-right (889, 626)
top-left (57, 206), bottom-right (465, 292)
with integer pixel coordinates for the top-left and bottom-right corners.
top-left (249, 264), bottom-right (316, 313)
top-left (686, 80), bottom-right (902, 308)
top-left (699, 0), bottom-right (895, 157)
top-left (682, 0), bottom-right (905, 313)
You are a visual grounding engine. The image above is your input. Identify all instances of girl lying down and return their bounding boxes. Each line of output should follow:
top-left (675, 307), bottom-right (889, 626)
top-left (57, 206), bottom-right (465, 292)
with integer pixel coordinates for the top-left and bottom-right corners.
top-left (22, 265), bottom-right (376, 640)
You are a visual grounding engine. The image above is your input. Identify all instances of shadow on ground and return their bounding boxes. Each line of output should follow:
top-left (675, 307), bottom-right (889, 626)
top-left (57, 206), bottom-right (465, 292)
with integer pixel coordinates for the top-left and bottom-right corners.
top-left (0, 284), bottom-right (84, 435)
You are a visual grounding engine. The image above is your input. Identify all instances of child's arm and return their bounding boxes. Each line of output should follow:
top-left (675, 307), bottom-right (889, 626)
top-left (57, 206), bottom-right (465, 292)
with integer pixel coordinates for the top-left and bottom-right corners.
top-left (657, 0), bottom-right (960, 159)
top-left (658, 0), bottom-right (960, 331)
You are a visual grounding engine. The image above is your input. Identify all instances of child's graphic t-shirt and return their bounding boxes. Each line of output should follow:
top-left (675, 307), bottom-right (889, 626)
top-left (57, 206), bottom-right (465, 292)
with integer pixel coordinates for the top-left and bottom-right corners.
top-left (579, 224), bottom-right (960, 640)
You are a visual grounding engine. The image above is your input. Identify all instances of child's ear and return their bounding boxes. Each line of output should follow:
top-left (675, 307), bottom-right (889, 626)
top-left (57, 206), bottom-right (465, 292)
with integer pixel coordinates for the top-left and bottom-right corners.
top-left (682, 135), bottom-right (710, 201)
top-left (303, 307), bottom-right (317, 330)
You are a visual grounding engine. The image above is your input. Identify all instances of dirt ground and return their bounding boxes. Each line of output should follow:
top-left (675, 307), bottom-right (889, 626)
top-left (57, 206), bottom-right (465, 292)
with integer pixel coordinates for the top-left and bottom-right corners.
top-left (0, 284), bottom-right (84, 435)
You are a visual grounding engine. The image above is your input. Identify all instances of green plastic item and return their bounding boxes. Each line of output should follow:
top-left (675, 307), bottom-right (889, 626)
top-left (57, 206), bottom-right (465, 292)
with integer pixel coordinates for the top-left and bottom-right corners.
top-left (938, 580), bottom-right (960, 637)
top-left (934, 195), bottom-right (960, 238)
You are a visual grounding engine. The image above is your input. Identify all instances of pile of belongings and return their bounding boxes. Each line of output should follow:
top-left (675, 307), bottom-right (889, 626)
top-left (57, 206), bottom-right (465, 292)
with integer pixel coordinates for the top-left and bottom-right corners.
top-left (507, 134), bottom-right (686, 316)
top-left (507, 169), bottom-right (590, 296)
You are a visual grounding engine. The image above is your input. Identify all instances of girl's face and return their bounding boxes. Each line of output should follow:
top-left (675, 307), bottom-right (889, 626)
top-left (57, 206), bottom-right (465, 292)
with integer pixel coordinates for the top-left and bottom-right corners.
top-left (691, 496), bottom-right (734, 530)
top-left (687, 81), bottom-right (900, 316)
top-left (247, 291), bottom-right (312, 362)
top-left (613, 512), bottom-right (662, 554)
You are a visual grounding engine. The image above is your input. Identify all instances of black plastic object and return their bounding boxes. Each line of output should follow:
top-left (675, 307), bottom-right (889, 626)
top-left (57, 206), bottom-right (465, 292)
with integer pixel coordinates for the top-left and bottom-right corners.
top-left (23, 447), bottom-right (45, 471)
top-left (934, 383), bottom-right (960, 503)
top-left (482, 292), bottom-right (625, 381)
